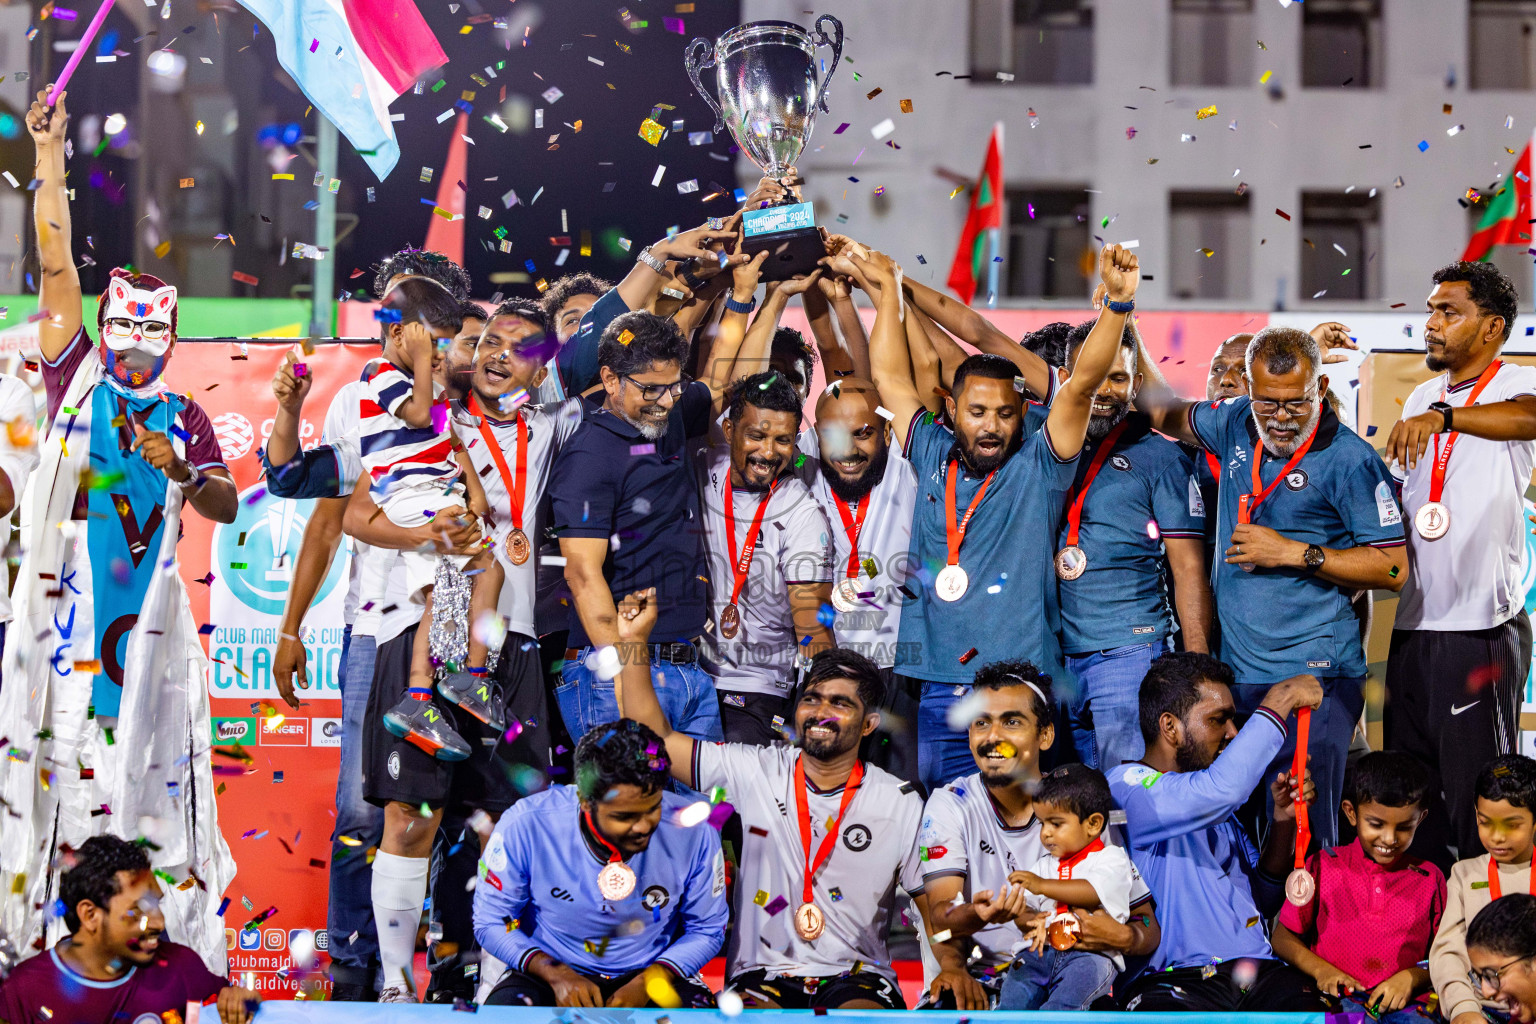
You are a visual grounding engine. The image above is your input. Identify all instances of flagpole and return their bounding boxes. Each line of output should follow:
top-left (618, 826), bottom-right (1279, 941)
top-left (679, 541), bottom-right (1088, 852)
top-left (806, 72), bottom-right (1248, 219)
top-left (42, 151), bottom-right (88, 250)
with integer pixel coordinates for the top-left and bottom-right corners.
top-left (310, 116), bottom-right (338, 339)
top-left (986, 122), bottom-right (1004, 307)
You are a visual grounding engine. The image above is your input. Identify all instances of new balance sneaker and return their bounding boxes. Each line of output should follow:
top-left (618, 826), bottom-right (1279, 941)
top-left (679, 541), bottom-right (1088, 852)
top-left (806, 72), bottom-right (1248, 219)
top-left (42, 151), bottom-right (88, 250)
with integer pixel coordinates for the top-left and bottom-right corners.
top-left (376, 985), bottom-right (416, 1004)
top-left (437, 671), bottom-right (505, 730)
top-left (383, 691), bottom-right (471, 761)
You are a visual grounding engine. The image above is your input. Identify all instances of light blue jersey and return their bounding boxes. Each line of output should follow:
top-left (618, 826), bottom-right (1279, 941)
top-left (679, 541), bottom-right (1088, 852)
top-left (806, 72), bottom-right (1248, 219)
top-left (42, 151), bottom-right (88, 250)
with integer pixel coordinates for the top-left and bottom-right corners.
top-left (472, 785), bottom-right (727, 978)
top-left (1108, 708), bottom-right (1288, 972)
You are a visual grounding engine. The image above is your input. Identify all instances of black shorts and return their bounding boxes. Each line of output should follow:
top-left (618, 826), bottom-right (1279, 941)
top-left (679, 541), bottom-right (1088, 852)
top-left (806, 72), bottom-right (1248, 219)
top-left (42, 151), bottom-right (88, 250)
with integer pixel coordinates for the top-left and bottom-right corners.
top-left (362, 625), bottom-right (550, 815)
top-left (485, 966), bottom-right (714, 1008)
top-left (727, 968), bottom-right (905, 1010)
top-left (717, 691), bottom-right (791, 746)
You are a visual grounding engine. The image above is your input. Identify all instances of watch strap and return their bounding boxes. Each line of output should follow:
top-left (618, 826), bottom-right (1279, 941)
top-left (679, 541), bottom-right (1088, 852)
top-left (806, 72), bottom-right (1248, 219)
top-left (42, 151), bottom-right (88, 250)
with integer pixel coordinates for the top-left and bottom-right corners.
top-left (637, 246), bottom-right (667, 275)
top-left (725, 294), bottom-right (756, 314)
top-left (1105, 298), bottom-right (1135, 314)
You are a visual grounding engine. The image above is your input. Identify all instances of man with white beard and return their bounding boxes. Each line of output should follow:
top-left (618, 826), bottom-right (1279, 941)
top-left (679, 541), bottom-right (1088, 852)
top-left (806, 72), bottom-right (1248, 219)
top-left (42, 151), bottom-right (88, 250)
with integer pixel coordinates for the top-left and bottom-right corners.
top-left (1134, 326), bottom-right (1407, 845)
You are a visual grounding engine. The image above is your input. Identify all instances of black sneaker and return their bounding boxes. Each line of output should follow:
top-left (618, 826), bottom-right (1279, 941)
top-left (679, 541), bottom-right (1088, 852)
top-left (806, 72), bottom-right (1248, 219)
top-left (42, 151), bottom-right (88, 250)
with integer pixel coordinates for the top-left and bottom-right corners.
top-left (437, 672), bottom-right (505, 731)
top-left (383, 693), bottom-right (471, 761)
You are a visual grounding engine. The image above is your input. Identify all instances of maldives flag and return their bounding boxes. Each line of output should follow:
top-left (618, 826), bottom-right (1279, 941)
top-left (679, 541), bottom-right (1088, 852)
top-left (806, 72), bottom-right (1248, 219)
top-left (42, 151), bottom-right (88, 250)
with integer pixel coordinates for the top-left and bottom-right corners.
top-left (947, 123), bottom-right (1005, 304)
top-left (1462, 142), bottom-right (1533, 262)
top-left (236, 0), bottom-right (448, 181)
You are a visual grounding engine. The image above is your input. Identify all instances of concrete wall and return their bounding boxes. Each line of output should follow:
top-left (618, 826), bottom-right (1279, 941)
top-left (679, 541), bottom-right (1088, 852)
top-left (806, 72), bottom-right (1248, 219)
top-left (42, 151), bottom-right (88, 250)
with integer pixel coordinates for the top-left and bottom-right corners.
top-left (738, 0), bottom-right (1534, 311)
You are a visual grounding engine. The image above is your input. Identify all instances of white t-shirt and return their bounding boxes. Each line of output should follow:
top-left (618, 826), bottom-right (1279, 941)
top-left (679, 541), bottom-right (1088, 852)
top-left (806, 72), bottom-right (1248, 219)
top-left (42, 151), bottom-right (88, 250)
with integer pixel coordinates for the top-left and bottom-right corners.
top-left (451, 398), bottom-right (582, 639)
top-left (795, 429), bottom-right (917, 669)
top-left (919, 773), bottom-right (1150, 971)
top-left (693, 742), bottom-right (925, 983)
top-left (0, 374), bottom-right (38, 624)
top-left (1023, 843), bottom-right (1136, 969)
top-left (696, 446), bottom-right (835, 696)
top-left (1394, 361), bottom-right (1536, 631)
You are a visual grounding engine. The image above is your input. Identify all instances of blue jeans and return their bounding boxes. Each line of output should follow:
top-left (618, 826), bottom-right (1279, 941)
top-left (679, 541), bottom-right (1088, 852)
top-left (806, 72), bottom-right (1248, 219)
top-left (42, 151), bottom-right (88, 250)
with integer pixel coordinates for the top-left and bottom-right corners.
top-left (555, 648), bottom-right (724, 744)
top-left (918, 682), bottom-right (985, 794)
top-left (997, 946), bottom-right (1118, 1010)
top-left (1062, 641), bottom-right (1165, 771)
top-left (326, 629), bottom-right (385, 987)
top-left (1235, 673), bottom-right (1366, 850)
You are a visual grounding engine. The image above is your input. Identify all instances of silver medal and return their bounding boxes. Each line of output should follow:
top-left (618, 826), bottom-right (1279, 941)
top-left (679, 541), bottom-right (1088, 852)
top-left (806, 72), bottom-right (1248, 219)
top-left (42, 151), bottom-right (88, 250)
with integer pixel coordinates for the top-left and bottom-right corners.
top-left (934, 564), bottom-right (969, 602)
top-left (831, 577), bottom-right (861, 613)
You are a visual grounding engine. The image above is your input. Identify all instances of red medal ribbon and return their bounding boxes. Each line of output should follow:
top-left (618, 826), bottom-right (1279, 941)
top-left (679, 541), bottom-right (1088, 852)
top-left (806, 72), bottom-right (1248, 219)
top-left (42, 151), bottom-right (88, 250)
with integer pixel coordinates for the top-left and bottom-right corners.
top-left (724, 473), bottom-right (778, 608)
top-left (1053, 837), bottom-right (1106, 915)
top-left (466, 393), bottom-right (527, 533)
top-left (793, 755), bottom-right (866, 906)
top-left (1427, 360), bottom-right (1502, 504)
top-left (1062, 420), bottom-right (1131, 548)
top-left (1238, 416), bottom-right (1321, 525)
top-left (1204, 450), bottom-right (1222, 483)
top-left (1292, 707), bottom-right (1311, 873)
top-left (1487, 855), bottom-right (1536, 899)
top-left (944, 460), bottom-right (998, 568)
top-left (833, 495), bottom-right (871, 579)
top-left (582, 807), bottom-right (625, 868)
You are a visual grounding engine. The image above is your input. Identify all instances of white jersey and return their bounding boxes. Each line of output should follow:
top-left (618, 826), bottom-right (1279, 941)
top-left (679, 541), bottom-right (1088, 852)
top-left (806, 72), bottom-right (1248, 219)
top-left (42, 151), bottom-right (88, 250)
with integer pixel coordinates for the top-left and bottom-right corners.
top-left (0, 374), bottom-right (38, 624)
top-left (322, 379), bottom-right (368, 627)
top-left (795, 429), bottom-right (917, 669)
top-left (1394, 361), bottom-right (1536, 631)
top-left (451, 398), bottom-right (582, 638)
top-left (692, 742), bottom-right (925, 983)
top-left (696, 446), bottom-right (835, 695)
top-left (1022, 844), bottom-right (1136, 970)
top-left (919, 772), bottom-right (1151, 970)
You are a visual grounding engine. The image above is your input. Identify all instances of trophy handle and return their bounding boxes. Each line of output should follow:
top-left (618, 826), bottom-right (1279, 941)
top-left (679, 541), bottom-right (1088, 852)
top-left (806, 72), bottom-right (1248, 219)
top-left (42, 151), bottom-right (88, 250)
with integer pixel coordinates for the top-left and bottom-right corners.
top-left (811, 14), bottom-right (844, 114)
top-left (684, 37), bottom-right (725, 135)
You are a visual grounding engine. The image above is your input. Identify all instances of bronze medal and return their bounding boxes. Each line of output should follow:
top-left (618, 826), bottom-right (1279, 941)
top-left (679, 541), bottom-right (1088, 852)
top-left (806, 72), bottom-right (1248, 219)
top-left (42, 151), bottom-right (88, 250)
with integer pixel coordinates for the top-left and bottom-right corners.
top-left (1047, 911), bottom-right (1082, 951)
top-left (1054, 545), bottom-right (1087, 581)
top-left (1284, 867), bottom-right (1316, 906)
top-left (793, 901), bottom-right (824, 941)
top-left (720, 602), bottom-right (740, 639)
top-left (597, 861), bottom-right (637, 901)
top-left (1415, 501), bottom-right (1449, 540)
top-left (507, 527), bottom-right (531, 565)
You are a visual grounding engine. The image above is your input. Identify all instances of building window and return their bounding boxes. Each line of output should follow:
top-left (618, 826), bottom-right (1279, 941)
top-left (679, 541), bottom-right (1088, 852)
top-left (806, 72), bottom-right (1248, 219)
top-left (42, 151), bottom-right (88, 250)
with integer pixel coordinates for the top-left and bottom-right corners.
top-left (1302, 0), bottom-right (1382, 88)
top-left (971, 0), bottom-right (1094, 85)
top-left (1168, 191), bottom-right (1251, 300)
top-left (1300, 191), bottom-right (1380, 302)
top-left (1170, 0), bottom-right (1254, 88)
top-left (1005, 187), bottom-right (1091, 299)
top-left (1470, 0), bottom-right (1536, 90)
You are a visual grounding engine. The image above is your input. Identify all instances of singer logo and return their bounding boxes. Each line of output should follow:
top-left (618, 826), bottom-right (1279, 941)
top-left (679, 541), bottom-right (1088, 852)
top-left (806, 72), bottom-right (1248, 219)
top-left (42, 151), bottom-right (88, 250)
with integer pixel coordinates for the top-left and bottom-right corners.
top-left (258, 718), bottom-right (307, 746)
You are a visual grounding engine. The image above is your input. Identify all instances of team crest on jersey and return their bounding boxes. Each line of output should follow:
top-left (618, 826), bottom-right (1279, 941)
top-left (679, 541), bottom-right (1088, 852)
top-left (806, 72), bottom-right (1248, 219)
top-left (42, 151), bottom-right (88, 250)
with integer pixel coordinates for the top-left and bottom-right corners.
top-left (1110, 454), bottom-right (1131, 471)
top-left (843, 824), bottom-right (872, 851)
top-left (642, 885), bottom-right (670, 910)
top-left (1285, 469), bottom-right (1309, 491)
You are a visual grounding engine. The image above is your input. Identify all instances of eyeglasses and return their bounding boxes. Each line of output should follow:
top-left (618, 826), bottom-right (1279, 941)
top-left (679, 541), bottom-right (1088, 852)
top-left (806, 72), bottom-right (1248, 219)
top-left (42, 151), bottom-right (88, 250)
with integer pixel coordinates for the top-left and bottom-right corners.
top-left (1250, 392), bottom-right (1316, 417)
top-left (1469, 952), bottom-right (1536, 993)
top-left (104, 318), bottom-right (171, 341)
top-left (622, 375), bottom-right (690, 402)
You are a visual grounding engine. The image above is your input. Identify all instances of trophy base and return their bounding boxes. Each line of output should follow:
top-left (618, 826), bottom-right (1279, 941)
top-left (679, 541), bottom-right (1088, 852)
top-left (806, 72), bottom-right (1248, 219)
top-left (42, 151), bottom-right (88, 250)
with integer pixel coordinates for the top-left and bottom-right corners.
top-left (742, 200), bottom-right (825, 281)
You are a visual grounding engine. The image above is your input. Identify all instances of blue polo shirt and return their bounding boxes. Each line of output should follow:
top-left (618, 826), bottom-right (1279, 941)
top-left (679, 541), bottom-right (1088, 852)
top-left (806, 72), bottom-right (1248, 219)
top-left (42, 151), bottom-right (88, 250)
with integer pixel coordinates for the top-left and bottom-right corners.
top-left (551, 382), bottom-right (712, 647)
top-left (1188, 397), bottom-right (1405, 686)
top-left (1057, 414), bottom-right (1205, 654)
top-left (550, 289), bottom-right (628, 398)
top-left (1109, 706), bottom-right (1290, 971)
top-left (896, 409), bottom-right (1078, 685)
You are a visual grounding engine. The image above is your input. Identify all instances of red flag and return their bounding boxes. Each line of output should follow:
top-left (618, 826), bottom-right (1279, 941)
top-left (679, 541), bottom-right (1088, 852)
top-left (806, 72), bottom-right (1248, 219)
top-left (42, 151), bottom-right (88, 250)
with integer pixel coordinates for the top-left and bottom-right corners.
top-left (947, 124), bottom-right (1005, 304)
top-left (424, 112), bottom-right (469, 267)
top-left (1462, 142), bottom-right (1533, 262)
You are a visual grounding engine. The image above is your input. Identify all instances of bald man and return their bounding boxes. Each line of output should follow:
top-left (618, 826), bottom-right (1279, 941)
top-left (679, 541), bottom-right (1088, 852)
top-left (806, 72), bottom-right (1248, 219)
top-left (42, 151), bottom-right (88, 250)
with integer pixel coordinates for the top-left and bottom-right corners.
top-left (796, 378), bottom-right (920, 783)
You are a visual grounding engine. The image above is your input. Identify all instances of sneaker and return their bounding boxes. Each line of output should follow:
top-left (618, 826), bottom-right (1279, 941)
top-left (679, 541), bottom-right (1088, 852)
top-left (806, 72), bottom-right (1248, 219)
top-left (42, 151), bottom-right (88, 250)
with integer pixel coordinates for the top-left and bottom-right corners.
top-left (437, 672), bottom-right (505, 730)
top-left (377, 985), bottom-right (416, 1004)
top-left (383, 692), bottom-right (471, 761)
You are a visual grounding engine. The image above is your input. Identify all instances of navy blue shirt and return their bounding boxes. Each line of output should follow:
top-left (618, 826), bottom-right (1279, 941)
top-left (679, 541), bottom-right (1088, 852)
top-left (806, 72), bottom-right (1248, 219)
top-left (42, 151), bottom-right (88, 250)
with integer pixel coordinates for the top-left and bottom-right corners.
top-left (552, 289), bottom-right (628, 398)
top-left (262, 445), bottom-right (346, 499)
top-left (551, 382), bottom-right (712, 646)
top-left (1057, 414), bottom-right (1205, 653)
top-left (896, 409), bottom-right (1078, 685)
top-left (1188, 396), bottom-right (1405, 685)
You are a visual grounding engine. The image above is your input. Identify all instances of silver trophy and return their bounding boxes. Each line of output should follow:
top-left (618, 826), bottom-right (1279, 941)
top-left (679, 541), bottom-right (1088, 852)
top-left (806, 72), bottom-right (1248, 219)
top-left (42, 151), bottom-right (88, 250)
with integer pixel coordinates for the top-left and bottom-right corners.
top-left (686, 17), bottom-right (844, 278)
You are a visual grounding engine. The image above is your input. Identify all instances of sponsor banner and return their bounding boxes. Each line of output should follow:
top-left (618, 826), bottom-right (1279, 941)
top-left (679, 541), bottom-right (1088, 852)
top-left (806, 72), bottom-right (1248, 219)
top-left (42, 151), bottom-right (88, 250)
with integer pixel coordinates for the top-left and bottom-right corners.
top-left (161, 340), bottom-right (377, 995)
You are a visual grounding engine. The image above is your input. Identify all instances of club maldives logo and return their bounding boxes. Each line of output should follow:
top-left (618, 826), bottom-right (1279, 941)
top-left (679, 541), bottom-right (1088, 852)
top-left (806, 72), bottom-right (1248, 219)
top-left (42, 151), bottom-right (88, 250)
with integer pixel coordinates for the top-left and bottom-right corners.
top-left (212, 412), bottom-right (256, 462)
top-left (212, 486), bottom-right (346, 617)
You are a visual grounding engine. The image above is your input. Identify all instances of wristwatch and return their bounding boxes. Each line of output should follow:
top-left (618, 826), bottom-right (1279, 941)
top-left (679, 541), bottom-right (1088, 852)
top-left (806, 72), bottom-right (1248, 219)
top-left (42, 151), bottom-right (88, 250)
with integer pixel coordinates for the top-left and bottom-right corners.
top-left (1105, 298), bottom-right (1135, 314)
top-left (1428, 400), bottom-right (1454, 433)
top-left (1302, 544), bottom-right (1325, 574)
top-left (636, 246), bottom-right (668, 275)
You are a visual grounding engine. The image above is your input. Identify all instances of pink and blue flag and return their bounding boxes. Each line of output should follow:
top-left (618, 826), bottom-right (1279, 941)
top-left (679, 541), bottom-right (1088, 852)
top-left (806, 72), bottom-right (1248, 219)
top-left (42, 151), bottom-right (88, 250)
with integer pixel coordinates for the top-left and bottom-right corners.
top-left (235, 0), bottom-right (447, 180)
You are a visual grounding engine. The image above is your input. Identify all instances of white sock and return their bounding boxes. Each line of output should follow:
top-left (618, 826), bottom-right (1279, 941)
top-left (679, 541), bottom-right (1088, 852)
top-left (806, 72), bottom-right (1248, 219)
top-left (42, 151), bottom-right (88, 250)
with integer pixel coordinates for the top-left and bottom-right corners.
top-left (475, 954), bottom-right (507, 1004)
top-left (372, 851), bottom-right (429, 995)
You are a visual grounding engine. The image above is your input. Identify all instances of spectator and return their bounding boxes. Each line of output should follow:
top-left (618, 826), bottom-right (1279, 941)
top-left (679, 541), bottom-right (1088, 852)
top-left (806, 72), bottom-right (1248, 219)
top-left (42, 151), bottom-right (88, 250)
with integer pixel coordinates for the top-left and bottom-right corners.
top-left (1467, 892), bottom-right (1536, 1023)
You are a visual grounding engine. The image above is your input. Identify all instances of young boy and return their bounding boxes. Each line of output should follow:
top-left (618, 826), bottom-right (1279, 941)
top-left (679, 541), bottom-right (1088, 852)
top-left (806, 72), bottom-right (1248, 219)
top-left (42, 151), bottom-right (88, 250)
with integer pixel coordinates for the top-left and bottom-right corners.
top-left (1432, 752), bottom-right (1536, 1024)
top-left (1272, 751), bottom-right (1446, 1023)
top-left (997, 763), bottom-right (1135, 1011)
top-left (352, 276), bottom-right (501, 761)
